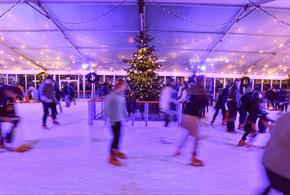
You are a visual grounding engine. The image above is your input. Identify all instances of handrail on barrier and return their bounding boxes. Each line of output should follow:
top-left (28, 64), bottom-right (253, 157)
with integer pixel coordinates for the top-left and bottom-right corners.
top-left (88, 98), bottom-right (183, 127)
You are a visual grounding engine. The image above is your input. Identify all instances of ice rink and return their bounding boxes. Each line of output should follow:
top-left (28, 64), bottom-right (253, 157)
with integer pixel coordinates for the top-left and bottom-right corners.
top-left (0, 101), bottom-right (285, 195)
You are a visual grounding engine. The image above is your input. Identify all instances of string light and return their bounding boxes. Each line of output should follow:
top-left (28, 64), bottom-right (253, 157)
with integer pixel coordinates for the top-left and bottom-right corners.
top-left (38, 0), bottom-right (127, 25)
top-left (152, 0), bottom-right (254, 27)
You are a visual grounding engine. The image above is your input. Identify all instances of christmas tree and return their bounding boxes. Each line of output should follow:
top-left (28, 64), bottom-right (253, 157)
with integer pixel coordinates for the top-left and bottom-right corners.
top-left (123, 31), bottom-right (163, 101)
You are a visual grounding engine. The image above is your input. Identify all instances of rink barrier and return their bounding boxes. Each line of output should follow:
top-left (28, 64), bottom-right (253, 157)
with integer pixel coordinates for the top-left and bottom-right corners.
top-left (88, 99), bottom-right (183, 127)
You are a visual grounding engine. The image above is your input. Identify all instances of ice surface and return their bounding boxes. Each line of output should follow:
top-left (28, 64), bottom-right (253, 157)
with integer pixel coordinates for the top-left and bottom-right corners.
top-left (0, 101), bottom-right (285, 195)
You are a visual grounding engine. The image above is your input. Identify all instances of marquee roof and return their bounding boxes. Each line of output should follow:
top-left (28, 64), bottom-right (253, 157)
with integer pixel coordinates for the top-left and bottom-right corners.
top-left (0, 0), bottom-right (289, 77)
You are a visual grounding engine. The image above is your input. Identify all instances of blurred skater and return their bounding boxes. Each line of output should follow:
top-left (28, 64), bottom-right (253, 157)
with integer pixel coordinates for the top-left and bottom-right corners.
top-left (179, 76), bottom-right (208, 166)
top-left (105, 80), bottom-right (128, 166)
top-left (39, 76), bottom-right (59, 129)
top-left (0, 85), bottom-right (20, 149)
top-left (160, 78), bottom-right (177, 128)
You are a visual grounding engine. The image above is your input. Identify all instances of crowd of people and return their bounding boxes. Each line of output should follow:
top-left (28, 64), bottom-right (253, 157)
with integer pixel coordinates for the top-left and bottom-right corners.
top-left (0, 76), bottom-right (289, 193)
top-left (0, 77), bottom-right (78, 150)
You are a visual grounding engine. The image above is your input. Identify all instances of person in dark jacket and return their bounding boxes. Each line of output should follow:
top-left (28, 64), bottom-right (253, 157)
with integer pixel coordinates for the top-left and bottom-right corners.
top-left (39, 76), bottom-right (59, 129)
top-left (181, 75), bottom-right (208, 166)
top-left (226, 79), bottom-right (241, 133)
top-left (238, 91), bottom-right (269, 146)
top-left (0, 85), bottom-right (20, 148)
top-left (211, 85), bottom-right (229, 125)
top-left (238, 87), bottom-right (255, 130)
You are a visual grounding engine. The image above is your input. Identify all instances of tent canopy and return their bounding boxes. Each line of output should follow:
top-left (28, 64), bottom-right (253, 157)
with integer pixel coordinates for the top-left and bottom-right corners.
top-left (0, 0), bottom-right (289, 76)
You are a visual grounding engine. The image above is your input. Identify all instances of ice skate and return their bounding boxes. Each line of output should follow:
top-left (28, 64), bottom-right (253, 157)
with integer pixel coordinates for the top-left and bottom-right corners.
top-left (109, 155), bottom-right (122, 166)
top-left (174, 149), bottom-right (181, 156)
top-left (190, 155), bottom-right (204, 166)
top-left (53, 120), bottom-right (60, 125)
top-left (113, 150), bottom-right (127, 159)
top-left (42, 124), bottom-right (48, 129)
top-left (238, 139), bottom-right (246, 146)
top-left (11, 144), bottom-right (32, 152)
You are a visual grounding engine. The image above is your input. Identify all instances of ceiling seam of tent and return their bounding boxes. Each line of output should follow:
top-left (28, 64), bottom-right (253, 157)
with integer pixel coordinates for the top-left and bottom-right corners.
top-left (198, 5), bottom-right (253, 71)
top-left (26, 1), bottom-right (86, 68)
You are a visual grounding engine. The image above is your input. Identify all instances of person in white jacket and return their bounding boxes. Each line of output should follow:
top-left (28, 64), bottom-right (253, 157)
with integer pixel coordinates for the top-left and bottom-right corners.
top-left (262, 112), bottom-right (290, 194)
top-left (159, 79), bottom-right (177, 127)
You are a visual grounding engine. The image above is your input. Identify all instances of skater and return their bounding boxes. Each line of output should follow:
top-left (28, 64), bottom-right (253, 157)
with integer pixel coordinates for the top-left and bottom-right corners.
top-left (62, 82), bottom-right (71, 107)
top-left (226, 79), bottom-right (241, 133)
top-left (211, 84), bottom-right (230, 125)
top-left (69, 83), bottom-right (76, 105)
top-left (105, 80), bottom-right (128, 166)
top-left (160, 78), bottom-right (177, 127)
top-left (262, 112), bottom-right (290, 195)
top-left (39, 76), bottom-right (59, 129)
top-left (0, 86), bottom-right (20, 148)
top-left (238, 87), bottom-right (255, 131)
top-left (238, 92), bottom-right (269, 146)
top-left (180, 75), bottom-right (208, 166)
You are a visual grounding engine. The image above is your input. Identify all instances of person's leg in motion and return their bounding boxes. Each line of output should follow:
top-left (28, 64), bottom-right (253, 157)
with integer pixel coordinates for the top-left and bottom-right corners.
top-left (50, 103), bottom-right (59, 125)
top-left (211, 107), bottom-right (220, 124)
top-left (164, 112), bottom-right (170, 127)
top-left (227, 101), bottom-right (237, 132)
top-left (238, 107), bottom-right (247, 130)
top-left (65, 95), bottom-right (70, 107)
top-left (175, 131), bottom-right (190, 155)
top-left (222, 106), bottom-right (228, 126)
top-left (109, 122), bottom-right (126, 166)
top-left (57, 101), bottom-right (63, 113)
top-left (238, 122), bottom-right (254, 146)
top-left (5, 118), bottom-right (20, 144)
top-left (191, 117), bottom-right (203, 166)
top-left (42, 102), bottom-right (49, 128)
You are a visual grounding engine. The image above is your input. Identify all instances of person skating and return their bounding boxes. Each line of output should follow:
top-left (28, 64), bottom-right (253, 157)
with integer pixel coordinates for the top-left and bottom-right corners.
top-left (105, 80), bottom-right (128, 166)
top-left (180, 75), bottom-right (208, 166)
top-left (38, 76), bottom-right (59, 129)
top-left (62, 82), bottom-right (71, 107)
top-left (0, 85), bottom-right (32, 152)
top-left (238, 92), bottom-right (269, 146)
top-left (69, 83), bottom-right (76, 105)
top-left (226, 79), bottom-right (241, 133)
top-left (160, 78), bottom-right (178, 128)
top-left (211, 84), bottom-right (229, 125)
top-left (262, 112), bottom-right (290, 195)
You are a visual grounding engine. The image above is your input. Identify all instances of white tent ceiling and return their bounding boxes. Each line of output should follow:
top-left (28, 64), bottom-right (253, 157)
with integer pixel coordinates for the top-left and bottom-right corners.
top-left (0, 0), bottom-right (289, 77)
